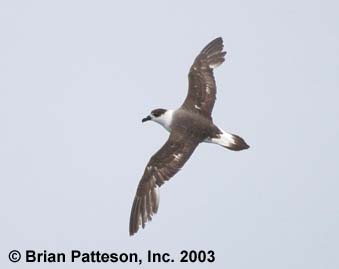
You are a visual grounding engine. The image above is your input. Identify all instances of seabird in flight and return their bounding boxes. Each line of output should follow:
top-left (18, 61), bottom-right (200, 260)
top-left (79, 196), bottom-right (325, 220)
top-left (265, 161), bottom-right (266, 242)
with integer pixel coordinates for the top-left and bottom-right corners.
top-left (129, 37), bottom-right (249, 236)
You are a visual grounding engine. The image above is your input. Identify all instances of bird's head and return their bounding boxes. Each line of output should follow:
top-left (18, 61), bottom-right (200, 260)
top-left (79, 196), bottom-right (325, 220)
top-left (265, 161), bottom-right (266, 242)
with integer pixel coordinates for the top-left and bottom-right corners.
top-left (142, 108), bottom-right (173, 131)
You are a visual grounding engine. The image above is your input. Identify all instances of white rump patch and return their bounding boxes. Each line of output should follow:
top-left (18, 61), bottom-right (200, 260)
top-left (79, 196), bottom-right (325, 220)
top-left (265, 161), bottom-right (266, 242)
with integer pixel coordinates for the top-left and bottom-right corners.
top-left (194, 105), bottom-right (201, 110)
top-left (204, 129), bottom-right (235, 148)
top-left (206, 86), bottom-right (211, 94)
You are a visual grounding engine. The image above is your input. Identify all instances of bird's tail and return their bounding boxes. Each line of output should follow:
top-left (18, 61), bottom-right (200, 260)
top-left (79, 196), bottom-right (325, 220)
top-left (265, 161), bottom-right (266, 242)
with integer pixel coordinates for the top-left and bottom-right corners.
top-left (208, 129), bottom-right (250, 151)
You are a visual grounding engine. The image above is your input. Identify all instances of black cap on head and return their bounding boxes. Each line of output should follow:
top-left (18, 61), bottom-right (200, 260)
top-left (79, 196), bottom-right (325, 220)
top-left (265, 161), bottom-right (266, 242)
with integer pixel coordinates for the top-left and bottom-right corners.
top-left (151, 108), bottom-right (167, 118)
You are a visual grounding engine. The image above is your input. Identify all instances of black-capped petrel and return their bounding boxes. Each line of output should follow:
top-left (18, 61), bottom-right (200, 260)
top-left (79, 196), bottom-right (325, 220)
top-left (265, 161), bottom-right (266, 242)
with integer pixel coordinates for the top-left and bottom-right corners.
top-left (129, 37), bottom-right (249, 236)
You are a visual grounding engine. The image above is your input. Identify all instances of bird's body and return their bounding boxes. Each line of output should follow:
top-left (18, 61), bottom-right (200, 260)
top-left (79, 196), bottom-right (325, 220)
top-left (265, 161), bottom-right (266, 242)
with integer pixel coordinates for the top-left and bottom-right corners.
top-left (157, 109), bottom-right (216, 139)
top-left (129, 37), bottom-right (249, 236)
top-left (153, 108), bottom-right (244, 148)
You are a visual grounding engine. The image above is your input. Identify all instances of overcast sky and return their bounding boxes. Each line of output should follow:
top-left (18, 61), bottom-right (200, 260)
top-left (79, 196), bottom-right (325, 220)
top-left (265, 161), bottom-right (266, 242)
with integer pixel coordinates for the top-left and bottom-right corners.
top-left (1, 1), bottom-right (338, 268)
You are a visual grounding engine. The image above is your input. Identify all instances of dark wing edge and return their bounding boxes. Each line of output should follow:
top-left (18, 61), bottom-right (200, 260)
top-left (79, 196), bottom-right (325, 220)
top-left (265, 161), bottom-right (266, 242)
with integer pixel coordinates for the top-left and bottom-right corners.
top-left (129, 134), bottom-right (199, 236)
top-left (181, 37), bottom-right (226, 118)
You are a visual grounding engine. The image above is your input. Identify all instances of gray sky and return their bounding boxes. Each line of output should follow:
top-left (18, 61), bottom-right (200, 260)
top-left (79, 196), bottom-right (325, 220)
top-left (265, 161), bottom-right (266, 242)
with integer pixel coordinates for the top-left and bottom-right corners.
top-left (1, 0), bottom-right (338, 268)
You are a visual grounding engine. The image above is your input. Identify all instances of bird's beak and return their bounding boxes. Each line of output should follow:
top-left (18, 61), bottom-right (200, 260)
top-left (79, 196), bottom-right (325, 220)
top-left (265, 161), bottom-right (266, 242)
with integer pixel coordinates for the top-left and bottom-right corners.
top-left (142, 115), bottom-right (152, 123)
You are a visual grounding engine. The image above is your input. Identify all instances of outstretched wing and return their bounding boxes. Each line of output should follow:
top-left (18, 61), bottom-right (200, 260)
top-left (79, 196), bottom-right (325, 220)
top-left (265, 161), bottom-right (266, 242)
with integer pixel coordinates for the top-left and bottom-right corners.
top-left (181, 37), bottom-right (226, 119)
top-left (129, 132), bottom-right (199, 236)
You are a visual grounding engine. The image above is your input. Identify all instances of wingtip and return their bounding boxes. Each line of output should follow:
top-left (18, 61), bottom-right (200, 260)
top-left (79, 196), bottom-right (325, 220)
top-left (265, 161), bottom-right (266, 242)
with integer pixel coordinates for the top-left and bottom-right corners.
top-left (214, 36), bottom-right (223, 43)
top-left (129, 185), bottom-right (160, 236)
top-left (198, 37), bottom-right (226, 69)
top-left (202, 37), bottom-right (224, 51)
top-left (210, 36), bottom-right (223, 44)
